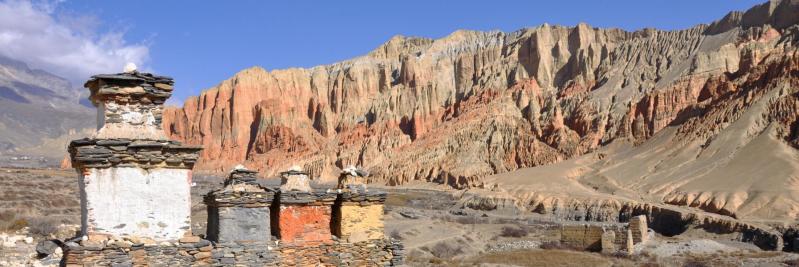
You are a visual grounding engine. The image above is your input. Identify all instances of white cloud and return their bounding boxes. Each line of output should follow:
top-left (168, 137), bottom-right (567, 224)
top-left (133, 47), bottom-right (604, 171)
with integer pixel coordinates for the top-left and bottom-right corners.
top-left (0, 0), bottom-right (149, 85)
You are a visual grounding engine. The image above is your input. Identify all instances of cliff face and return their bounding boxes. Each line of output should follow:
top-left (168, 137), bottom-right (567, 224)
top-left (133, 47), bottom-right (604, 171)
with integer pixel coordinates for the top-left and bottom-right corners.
top-left (164, 0), bottom-right (799, 195)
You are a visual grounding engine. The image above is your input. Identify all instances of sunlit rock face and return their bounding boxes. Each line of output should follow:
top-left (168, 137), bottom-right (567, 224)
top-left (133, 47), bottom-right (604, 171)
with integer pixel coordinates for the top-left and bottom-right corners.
top-left (164, 1), bottom-right (799, 197)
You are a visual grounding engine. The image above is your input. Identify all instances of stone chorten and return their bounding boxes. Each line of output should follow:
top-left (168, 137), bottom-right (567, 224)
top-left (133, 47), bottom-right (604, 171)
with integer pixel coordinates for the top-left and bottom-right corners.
top-left (274, 167), bottom-right (336, 245)
top-left (68, 70), bottom-right (202, 241)
top-left (333, 166), bottom-right (387, 243)
top-left (205, 166), bottom-right (275, 244)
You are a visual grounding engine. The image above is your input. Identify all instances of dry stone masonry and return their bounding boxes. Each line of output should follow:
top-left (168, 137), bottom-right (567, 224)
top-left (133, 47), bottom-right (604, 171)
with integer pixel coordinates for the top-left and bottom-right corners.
top-left (558, 215), bottom-right (651, 255)
top-left (205, 166), bottom-right (275, 244)
top-left (63, 70), bottom-right (403, 266)
top-left (69, 71), bottom-right (201, 242)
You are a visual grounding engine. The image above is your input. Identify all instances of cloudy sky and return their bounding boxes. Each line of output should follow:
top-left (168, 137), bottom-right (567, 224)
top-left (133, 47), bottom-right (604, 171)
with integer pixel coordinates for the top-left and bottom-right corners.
top-left (0, 0), bottom-right (763, 104)
top-left (0, 0), bottom-right (148, 85)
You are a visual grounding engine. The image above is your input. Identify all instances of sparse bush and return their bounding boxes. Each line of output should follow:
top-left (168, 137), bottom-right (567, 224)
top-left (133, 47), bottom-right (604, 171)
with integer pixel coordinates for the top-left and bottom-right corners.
top-left (499, 226), bottom-right (528, 238)
top-left (0, 210), bottom-right (15, 222)
top-left (0, 215), bottom-right (29, 232)
top-left (610, 251), bottom-right (631, 258)
top-left (0, 211), bottom-right (22, 231)
top-left (540, 241), bottom-right (563, 250)
top-left (539, 241), bottom-right (582, 251)
top-left (454, 216), bottom-right (481, 225)
top-left (12, 219), bottom-right (28, 230)
top-left (428, 242), bottom-right (464, 259)
top-left (26, 216), bottom-right (59, 236)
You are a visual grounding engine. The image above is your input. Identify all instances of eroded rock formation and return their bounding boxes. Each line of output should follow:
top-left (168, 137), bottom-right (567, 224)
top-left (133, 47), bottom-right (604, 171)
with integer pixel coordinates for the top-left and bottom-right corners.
top-left (164, 0), bottom-right (799, 220)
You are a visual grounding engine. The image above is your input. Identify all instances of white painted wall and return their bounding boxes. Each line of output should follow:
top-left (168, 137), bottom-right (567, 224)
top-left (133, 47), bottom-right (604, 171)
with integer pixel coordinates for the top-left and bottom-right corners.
top-left (80, 167), bottom-right (192, 241)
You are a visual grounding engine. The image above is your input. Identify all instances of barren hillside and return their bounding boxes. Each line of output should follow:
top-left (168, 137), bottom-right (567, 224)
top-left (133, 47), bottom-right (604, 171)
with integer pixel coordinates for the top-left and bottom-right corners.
top-left (164, 0), bottom-right (799, 221)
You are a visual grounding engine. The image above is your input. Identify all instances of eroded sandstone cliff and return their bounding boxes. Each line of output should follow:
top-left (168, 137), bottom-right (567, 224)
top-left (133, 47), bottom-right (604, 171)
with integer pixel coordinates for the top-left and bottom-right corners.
top-left (164, 0), bottom-right (799, 220)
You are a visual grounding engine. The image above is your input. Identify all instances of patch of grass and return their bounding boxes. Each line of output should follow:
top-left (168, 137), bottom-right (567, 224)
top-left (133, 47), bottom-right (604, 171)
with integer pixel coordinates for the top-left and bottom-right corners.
top-left (427, 242), bottom-right (464, 259)
top-left (454, 216), bottom-right (483, 225)
top-left (0, 210), bottom-right (29, 232)
top-left (540, 241), bottom-right (575, 250)
top-left (500, 226), bottom-right (528, 238)
top-left (26, 216), bottom-right (59, 236)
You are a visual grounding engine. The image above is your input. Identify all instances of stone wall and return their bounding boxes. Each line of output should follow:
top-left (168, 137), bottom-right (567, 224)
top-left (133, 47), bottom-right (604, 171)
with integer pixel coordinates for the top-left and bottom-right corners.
top-left (63, 236), bottom-right (214, 267)
top-left (62, 237), bottom-right (402, 266)
top-left (629, 215), bottom-right (648, 243)
top-left (280, 239), bottom-right (401, 266)
top-left (559, 224), bottom-right (606, 251)
top-left (559, 220), bottom-right (645, 254)
top-left (69, 138), bottom-right (202, 170)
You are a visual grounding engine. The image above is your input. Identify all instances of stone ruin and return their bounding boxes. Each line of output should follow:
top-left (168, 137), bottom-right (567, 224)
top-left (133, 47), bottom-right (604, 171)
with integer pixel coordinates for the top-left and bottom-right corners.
top-left (557, 215), bottom-right (650, 255)
top-left (62, 70), bottom-right (403, 266)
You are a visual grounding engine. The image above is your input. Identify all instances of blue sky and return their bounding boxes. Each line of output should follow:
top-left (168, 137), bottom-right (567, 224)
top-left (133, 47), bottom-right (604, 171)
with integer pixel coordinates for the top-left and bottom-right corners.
top-left (14, 0), bottom-right (766, 104)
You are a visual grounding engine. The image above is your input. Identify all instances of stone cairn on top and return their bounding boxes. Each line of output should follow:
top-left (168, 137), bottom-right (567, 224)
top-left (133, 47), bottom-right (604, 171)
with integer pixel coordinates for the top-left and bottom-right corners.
top-left (84, 70), bottom-right (174, 140)
top-left (338, 165), bottom-right (370, 192)
top-left (280, 165), bottom-right (313, 192)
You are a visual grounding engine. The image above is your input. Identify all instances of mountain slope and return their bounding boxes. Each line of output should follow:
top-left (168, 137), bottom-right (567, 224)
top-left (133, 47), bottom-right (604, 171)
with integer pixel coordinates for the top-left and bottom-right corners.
top-left (0, 55), bottom-right (93, 165)
top-left (164, 0), bottom-right (799, 220)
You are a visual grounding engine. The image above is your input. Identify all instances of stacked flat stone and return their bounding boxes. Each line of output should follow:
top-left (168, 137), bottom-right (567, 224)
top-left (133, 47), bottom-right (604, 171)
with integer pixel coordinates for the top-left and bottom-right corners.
top-left (337, 165), bottom-right (370, 191)
top-left (63, 236), bottom-right (212, 266)
top-left (64, 238), bottom-right (403, 267)
top-left (84, 71), bottom-right (177, 140)
top-left (206, 168), bottom-right (275, 207)
top-left (338, 190), bottom-right (388, 204)
top-left (63, 237), bottom-right (279, 267)
top-left (389, 239), bottom-right (405, 265)
top-left (210, 241), bottom-right (278, 266)
top-left (85, 71), bottom-right (174, 105)
top-left (280, 239), bottom-right (398, 266)
top-left (69, 138), bottom-right (201, 169)
top-left (205, 168), bottom-right (275, 244)
top-left (224, 167), bottom-right (259, 186)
